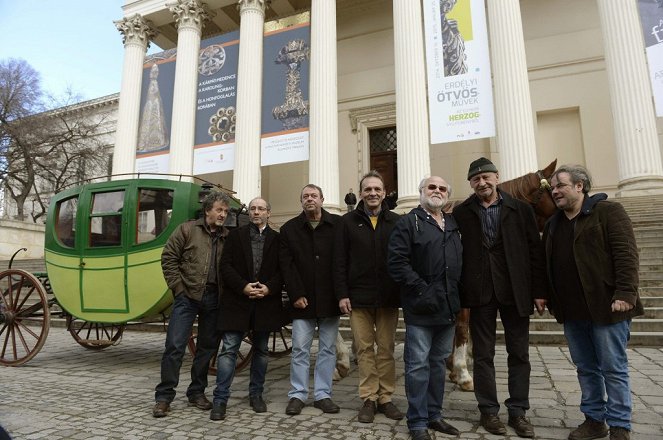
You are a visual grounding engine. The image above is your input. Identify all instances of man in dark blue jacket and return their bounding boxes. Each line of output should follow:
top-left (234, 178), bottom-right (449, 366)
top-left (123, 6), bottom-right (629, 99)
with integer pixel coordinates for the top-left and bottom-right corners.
top-left (388, 176), bottom-right (462, 440)
top-left (335, 171), bottom-right (403, 423)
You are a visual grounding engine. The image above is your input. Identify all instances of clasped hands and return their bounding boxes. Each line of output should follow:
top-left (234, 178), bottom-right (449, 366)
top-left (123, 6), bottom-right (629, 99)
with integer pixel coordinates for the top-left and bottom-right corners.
top-left (244, 282), bottom-right (269, 299)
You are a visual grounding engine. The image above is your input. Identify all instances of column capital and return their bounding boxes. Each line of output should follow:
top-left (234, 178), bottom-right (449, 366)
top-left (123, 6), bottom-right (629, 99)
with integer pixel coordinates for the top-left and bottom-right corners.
top-left (238, 0), bottom-right (267, 16)
top-left (168, 0), bottom-right (213, 32)
top-left (114, 14), bottom-right (158, 48)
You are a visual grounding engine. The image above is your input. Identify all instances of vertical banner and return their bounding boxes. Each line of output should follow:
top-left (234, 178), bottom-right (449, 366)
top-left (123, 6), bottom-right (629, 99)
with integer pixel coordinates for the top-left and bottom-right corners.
top-left (423, 0), bottom-right (495, 143)
top-left (637, 0), bottom-right (663, 117)
top-left (135, 49), bottom-right (176, 174)
top-left (193, 31), bottom-right (240, 175)
top-left (260, 22), bottom-right (311, 166)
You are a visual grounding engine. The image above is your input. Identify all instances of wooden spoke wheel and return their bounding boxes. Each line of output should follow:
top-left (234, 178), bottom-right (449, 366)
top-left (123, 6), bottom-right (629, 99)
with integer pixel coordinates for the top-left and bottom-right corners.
top-left (187, 332), bottom-right (254, 375)
top-left (66, 315), bottom-right (125, 350)
top-left (0, 269), bottom-right (51, 366)
top-left (268, 324), bottom-right (292, 358)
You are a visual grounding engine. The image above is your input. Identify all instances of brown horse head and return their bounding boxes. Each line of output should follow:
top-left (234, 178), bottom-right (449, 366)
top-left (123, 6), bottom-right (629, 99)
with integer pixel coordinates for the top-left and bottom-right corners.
top-left (497, 159), bottom-right (557, 232)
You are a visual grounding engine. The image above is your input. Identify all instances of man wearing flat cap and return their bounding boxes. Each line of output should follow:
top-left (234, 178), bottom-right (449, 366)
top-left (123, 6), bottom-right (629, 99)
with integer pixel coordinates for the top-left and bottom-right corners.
top-left (453, 157), bottom-right (547, 438)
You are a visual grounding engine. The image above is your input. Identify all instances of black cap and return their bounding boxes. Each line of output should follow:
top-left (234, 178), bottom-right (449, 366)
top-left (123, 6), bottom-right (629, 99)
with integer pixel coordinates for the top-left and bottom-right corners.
top-left (467, 157), bottom-right (498, 180)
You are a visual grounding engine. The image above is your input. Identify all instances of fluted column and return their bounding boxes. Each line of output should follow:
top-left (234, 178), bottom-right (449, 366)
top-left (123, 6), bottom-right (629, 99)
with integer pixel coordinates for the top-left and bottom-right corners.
top-left (113, 14), bottom-right (157, 180)
top-left (232, 0), bottom-right (266, 203)
top-left (393, 0), bottom-right (430, 210)
top-left (309, 0), bottom-right (340, 213)
top-left (487, 0), bottom-right (538, 180)
top-left (168, 0), bottom-right (212, 181)
top-left (597, 0), bottom-right (663, 196)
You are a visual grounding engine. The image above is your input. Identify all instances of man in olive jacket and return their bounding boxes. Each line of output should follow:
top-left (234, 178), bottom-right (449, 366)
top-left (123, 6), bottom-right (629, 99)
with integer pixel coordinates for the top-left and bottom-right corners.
top-left (280, 184), bottom-right (342, 416)
top-left (334, 171), bottom-right (403, 423)
top-left (453, 157), bottom-right (546, 438)
top-left (154, 191), bottom-right (230, 418)
top-left (210, 197), bottom-right (285, 420)
top-left (544, 165), bottom-right (643, 440)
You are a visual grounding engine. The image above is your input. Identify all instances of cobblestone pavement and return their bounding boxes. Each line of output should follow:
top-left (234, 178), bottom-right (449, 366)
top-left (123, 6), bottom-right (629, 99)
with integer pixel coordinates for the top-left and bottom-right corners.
top-left (1, 327), bottom-right (662, 439)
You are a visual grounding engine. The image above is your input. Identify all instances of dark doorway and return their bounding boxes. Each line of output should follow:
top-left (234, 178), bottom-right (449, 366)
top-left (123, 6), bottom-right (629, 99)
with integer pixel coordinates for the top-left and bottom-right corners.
top-left (368, 126), bottom-right (397, 195)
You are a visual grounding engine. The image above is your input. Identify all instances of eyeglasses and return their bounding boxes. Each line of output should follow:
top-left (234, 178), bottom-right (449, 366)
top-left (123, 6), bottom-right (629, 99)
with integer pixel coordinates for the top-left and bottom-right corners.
top-left (426, 184), bottom-right (448, 192)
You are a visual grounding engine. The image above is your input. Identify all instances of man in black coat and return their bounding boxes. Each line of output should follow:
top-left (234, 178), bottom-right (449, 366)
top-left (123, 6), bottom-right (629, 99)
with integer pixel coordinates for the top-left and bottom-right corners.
top-left (280, 184), bottom-right (342, 416)
top-left (335, 171), bottom-right (403, 423)
top-left (210, 197), bottom-right (285, 421)
top-left (453, 158), bottom-right (546, 438)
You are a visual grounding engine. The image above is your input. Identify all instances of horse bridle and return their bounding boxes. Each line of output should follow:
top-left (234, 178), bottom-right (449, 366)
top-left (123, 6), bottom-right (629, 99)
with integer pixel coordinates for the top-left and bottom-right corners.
top-left (530, 170), bottom-right (554, 213)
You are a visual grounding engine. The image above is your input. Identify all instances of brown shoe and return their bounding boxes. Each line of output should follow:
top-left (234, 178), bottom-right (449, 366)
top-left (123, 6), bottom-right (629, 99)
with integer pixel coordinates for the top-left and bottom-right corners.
top-left (188, 394), bottom-right (212, 410)
top-left (568, 418), bottom-right (608, 440)
top-left (609, 427), bottom-right (630, 440)
top-left (480, 413), bottom-right (507, 435)
top-left (377, 401), bottom-right (404, 420)
top-left (152, 401), bottom-right (170, 418)
top-left (313, 398), bottom-right (340, 413)
top-left (508, 415), bottom-right (535, 438)
top-left (358, 400), bottom-right (376, 423)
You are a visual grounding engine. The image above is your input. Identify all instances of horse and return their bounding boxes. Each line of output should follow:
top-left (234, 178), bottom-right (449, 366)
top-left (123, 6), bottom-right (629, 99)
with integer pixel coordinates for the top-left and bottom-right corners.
top-left (445, 159), bottom-right (557, 391)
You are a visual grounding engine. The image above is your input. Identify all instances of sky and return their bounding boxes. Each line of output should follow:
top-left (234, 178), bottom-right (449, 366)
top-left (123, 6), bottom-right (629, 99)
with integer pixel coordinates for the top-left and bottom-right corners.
top-left (0, 0), bottom-right (158, 103)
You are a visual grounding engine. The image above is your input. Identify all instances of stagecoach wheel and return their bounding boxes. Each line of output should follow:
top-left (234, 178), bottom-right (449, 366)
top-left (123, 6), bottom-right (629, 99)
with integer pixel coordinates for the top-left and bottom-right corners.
top-left (268, 324), bottom-right (292, 357)
top-left (0, 269), bottom-right (51, 366)
top-left (66, 315), bottom-right (124, 350)
top-left (187, 333), bottom-right (254, 375)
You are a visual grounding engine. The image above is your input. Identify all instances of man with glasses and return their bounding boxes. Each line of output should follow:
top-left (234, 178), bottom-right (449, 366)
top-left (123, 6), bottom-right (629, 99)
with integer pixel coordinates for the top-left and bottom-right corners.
top-left (210, 197), bottom-right (285, 420)
top-left (544, 165), bottom-right (642, 440)
top-left (453, 157), bottom-right (546, 438)
top-left (388, 176), bottom-right (462, 440)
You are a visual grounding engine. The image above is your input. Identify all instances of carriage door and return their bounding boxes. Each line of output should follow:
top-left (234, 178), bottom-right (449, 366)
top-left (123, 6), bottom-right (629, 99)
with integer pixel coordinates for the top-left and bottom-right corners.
top-left (79, 189), bottom-right (129, 314)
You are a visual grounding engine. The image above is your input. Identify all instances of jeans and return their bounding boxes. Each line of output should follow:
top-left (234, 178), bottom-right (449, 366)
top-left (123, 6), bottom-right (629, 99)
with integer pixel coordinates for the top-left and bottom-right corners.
top-left (288, 316), bottom-right (340, 402)
top-left (212, 330), bottom-right (270, 405)
top-left (564, 319), bottom-right (633, 430)
top-left (155, 288), bottom-right (220, 403)
top-left (403, 323), bottom-right (455, 430)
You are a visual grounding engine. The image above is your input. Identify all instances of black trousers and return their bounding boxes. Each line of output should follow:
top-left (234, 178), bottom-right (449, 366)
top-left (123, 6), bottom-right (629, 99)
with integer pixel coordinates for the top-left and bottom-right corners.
top-left (469, 295), bottom-right (531, 417)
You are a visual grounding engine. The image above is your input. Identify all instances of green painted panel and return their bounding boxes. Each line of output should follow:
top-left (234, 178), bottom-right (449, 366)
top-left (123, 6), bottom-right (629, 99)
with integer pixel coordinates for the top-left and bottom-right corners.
top-left (81, 266), bottom-right (127, 312)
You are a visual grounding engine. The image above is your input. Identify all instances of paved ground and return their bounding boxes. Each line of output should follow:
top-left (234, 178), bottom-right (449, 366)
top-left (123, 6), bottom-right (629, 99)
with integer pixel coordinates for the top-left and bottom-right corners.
top-left (1, 327), bottom-right (662, 440)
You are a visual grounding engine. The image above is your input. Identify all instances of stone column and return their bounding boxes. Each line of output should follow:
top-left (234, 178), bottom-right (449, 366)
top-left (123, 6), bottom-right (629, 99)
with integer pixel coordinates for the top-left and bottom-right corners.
top-left (232, 0), bottom-right (266, 203)
top-left (393, 0), bottom-right (430, 210)
top-left (167, 0), bottom-right (212, 181)
top-left (309, 0), bottom-right (340, 213)
top-left (486, 0), bottom-right (538, 180)
top-left (113, 14), bottom-right (157, 180)
top-left (597, 0), bottom-right (663, 195)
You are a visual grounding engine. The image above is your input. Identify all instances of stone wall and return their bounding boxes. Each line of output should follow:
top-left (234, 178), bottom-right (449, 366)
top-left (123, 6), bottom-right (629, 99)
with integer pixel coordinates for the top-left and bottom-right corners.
top-left (0, 219), bottom-right (45, 260)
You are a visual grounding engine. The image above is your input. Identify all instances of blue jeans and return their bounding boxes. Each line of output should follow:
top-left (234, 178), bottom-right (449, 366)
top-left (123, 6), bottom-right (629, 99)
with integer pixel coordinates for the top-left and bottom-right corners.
top-left (212, 330), bottom-right (270, 405)
top-left (288, 317), bottom-right (340, 402)
top-left (403, 323), bottom-right (455, 430)
top-left (155, 288), bottom-right (220, 403)
top-left (564, 320), bottom-right (633, 430)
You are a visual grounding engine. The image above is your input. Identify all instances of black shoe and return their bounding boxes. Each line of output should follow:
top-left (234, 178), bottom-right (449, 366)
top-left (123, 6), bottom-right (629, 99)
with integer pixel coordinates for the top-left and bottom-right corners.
top-left (249, 395), bottom-right (267, 413)
top-left (313, 398), bottom-right (340, 413)
top-left (409, 429), bottom-right (432, 440)
top-left (188, 394), bottom-right (212, 410)
top-left (480, 413), bottom-right (507, 435)
top-left (428, 419), bottom-right (460, 436)
top-left (152, 401), bottom-right (170, 418)
top-left (358, 400), bottom-right (376, 423)
top-left (209, 403), bottom-right (226, 421)
top-left (377, 401), bottom-right (404, 420)
top-left (568, 418), bottom-right (608, 440)
top-left (508, 415), bottom-right (535, 438)
top-left (285, 398), bottom-right (305, 415)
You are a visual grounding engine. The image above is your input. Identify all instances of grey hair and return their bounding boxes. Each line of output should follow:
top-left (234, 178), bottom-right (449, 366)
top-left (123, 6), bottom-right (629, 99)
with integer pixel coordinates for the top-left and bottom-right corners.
top-left (202, 191), bottom-right (231, 212)
top-left (301, 184), bottom-right (324, 200)
top-left (359, 170), bottom-right (385, 192)
top-left (249, 197), bottom-right (271, 211)
top-left (418, 176), bottom-right (453, 197)
top-left (552, 164), bottom-right (592, 194)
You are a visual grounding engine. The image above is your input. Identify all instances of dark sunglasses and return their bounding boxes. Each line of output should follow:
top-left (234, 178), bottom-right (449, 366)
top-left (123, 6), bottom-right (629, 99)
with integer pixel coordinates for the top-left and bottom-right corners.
top-left (426, 184), bottom-right (448, 192)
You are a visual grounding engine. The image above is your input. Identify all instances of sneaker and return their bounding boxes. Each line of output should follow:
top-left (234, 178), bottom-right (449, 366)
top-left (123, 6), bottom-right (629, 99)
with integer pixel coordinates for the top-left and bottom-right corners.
top-left (358, 400), bottom-right (376, 423)
top-left (285, 397), bottom-right (305, 415)
top-left (609, 427), bottom-right (630, 440)
top-left (152, 401), bottom-right (170, 418)
top-left (377, 401), bottom-right (404, 420)
top-left (480, 413), bottom-right (507, 435)
top-left (210, 403), bottom-right (226, 421)
top-left (188, 394), bottom-right (212, 410)
top-left (313, 398), bottom-right (340, 413)
top-left (568, 418), bottom-right (608, 440)
top-left (508, 415), bottom-right (535, 438)
top-left (249, 395), bottom-right (267, 413)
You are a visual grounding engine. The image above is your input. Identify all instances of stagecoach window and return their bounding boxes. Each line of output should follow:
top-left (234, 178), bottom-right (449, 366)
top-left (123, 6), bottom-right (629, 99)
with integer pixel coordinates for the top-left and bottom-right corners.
top-left (55, 197), bottom-right (78, 248)
top-left (89, 191), bottom-right (125, 247)
top-left (136, 188), bottom-right (174, 244)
